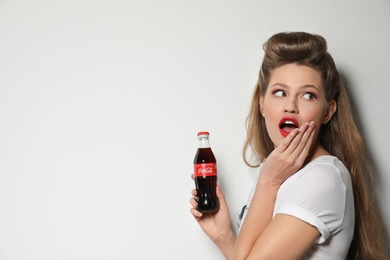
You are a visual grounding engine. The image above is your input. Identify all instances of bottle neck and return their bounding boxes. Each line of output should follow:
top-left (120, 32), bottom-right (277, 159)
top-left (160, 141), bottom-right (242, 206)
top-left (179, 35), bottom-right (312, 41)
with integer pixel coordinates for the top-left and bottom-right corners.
top-left (198, 135), bottom-right (210, 148)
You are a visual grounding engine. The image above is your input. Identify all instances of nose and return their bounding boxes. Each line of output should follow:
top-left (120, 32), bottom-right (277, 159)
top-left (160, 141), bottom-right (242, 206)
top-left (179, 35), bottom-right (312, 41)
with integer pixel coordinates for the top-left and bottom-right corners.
top-left (284, 97), bottom-right (298, 114)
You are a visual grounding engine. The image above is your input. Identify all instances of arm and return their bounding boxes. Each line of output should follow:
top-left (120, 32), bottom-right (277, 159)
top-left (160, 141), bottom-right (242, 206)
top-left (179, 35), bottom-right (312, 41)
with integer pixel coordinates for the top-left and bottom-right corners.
top-left (233, 121), bottom-right (317, 259)
top-left (247, 214), bottom-right (319, 259)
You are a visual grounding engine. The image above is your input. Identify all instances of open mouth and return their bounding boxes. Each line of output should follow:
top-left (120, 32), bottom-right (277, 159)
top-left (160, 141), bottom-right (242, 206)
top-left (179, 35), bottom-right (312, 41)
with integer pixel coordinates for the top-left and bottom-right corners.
top-left (279, 117), bottom-right (299, 137)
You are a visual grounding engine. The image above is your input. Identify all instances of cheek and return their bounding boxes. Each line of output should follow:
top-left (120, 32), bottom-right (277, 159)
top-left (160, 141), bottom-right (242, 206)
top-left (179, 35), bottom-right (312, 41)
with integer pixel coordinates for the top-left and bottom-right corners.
top-left (303, 103), bottom-right (326, 122)
top-left (263, 115), bottom-right (282, 146)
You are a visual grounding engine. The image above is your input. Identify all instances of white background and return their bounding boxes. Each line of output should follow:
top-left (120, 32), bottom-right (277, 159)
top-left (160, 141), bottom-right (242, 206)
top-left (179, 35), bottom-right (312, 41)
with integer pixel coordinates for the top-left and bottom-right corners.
top-left (0, 0), bottom-right (389, 259)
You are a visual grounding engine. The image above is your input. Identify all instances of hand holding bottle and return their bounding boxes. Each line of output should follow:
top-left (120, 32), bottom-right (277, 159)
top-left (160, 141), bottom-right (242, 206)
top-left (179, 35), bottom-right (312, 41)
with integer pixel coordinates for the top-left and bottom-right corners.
top-left (190, 177), bottom-right (236, 259)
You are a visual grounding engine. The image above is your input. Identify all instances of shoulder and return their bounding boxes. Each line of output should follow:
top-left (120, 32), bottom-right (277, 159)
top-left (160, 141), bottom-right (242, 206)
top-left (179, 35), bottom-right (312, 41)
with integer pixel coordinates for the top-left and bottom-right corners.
top-left (283, 155), bottom-right (351, 194)
top-left (274, 156), bottom-right (354, 240)
top-left (304, 155), bottom-right (349, 177)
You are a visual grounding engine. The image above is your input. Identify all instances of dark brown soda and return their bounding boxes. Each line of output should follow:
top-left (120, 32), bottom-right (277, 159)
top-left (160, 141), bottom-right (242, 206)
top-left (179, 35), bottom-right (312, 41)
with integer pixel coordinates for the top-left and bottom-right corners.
top-left (194, 147), bottom-right (220, 214)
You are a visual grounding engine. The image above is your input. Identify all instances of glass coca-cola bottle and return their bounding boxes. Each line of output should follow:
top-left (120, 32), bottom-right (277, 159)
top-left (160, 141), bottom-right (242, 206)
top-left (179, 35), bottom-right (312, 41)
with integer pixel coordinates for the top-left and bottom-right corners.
top-left (193, 131), bottom-right (219, 214)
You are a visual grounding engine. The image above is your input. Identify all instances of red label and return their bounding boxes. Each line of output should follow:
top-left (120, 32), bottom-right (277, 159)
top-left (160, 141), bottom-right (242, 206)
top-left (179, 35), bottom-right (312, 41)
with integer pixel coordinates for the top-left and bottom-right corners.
top-left (194, 163), bottom-right (217, 177)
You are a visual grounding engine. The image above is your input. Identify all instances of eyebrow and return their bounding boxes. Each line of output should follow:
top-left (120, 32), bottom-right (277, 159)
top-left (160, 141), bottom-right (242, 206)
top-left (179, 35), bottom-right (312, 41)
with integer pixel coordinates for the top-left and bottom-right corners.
top-left (271, 83), bottom-right (320, 92)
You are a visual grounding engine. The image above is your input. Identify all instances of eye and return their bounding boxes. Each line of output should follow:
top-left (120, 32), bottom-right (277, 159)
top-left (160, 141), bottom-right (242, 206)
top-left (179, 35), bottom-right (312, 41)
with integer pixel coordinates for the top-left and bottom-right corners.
top-left (302, 92), bottom-right (316, 100)
top-left (273, 90), bottom-right (285, 97)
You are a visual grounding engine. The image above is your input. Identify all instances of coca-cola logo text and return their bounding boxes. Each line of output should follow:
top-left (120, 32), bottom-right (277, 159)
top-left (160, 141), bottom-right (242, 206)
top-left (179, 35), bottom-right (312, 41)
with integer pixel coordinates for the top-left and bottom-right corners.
top-left (194, 163), bottom-right (217, 177)
top-left (198, 167), bottom-right (214, 174)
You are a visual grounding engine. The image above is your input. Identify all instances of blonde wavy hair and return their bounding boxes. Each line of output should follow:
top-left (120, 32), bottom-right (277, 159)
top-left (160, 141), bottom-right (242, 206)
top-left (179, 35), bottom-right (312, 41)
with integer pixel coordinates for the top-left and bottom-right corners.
top-left (243, 32), bottom-right (386, 259)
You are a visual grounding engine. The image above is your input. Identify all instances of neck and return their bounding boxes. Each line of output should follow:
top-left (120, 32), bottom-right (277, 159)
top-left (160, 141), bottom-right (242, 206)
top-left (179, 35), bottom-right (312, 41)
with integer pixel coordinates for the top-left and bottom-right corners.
top-left (305, 142), bottom-right (330, 165)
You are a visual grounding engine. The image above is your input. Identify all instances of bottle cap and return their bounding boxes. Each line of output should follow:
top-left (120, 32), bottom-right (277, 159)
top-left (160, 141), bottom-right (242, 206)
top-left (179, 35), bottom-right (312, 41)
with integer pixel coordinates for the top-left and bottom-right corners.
top-left (197, 131), bottom-right (209, 136)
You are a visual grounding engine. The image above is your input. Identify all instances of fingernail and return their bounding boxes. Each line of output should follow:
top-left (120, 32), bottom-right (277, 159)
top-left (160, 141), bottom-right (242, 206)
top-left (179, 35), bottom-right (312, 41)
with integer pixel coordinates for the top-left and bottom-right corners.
top-left (300, 123), bottom-right (309, 130)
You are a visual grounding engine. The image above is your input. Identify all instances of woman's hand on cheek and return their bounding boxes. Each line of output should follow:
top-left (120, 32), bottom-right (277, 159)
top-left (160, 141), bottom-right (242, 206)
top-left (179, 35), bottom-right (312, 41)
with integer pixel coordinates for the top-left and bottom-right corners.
top-left (260, 121), bottom-right (316, 186)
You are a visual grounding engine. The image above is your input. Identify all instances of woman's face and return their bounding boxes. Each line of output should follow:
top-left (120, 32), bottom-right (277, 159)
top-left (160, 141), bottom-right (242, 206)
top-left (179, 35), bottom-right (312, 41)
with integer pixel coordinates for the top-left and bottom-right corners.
top-left (260, 63), bottom-right (336, 148)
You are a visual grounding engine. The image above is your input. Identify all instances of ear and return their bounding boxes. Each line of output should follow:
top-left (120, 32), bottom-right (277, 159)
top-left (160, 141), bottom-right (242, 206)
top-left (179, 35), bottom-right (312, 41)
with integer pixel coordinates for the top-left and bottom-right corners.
top-left (322, 100), bottom-right (337, 124)
top-left (259, 96), bottom-right (265, 116)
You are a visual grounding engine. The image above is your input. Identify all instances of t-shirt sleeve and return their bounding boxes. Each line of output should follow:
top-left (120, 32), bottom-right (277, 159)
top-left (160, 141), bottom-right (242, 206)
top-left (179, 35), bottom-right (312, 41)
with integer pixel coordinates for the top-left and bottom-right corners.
top-left (273, 163), bottom-right (348, 243)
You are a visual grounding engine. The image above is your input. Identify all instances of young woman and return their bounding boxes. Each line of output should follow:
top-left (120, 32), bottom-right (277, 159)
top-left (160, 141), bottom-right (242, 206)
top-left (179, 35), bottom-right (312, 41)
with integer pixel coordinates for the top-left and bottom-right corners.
top-left (190, 32), bottom-right (386, 259)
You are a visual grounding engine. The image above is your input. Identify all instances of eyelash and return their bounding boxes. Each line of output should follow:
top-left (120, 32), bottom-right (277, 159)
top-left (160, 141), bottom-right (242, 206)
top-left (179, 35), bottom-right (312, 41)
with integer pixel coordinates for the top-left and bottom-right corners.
top-left (303, 92), bottom-right (316, 100)
top-left (273, 90), bottom-right (285, 97)
top-left (272, 90), bottom-right (316, 99)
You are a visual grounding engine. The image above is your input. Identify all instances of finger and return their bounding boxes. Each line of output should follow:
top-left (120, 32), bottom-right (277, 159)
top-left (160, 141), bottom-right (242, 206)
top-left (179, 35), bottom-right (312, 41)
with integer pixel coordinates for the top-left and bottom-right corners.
top-left (191, 189), bottom-right (197, 197)
top-left (216, 185), bottom-right (226, 201)
top-left (190, 207), bottom-right (203, 218)
top-left (276, 122), bottom-right (308, 154)
top-left (288, 122), bottom-right (316, 165)
top-left (216, 185), bottom-right (226, 207)
top-left (191, 173), bottom-right (195, 180)
top-left (216, 184), bottom-right (223, 198)
top-left (190, 196), bottom-right (198, 207)
top-left (275, 127), bottom-right (300, 152)
top-left (284, 121), bottom-right (313, 155)
top-left (294, 124), bottom-right (316, 163)
top-left (290, 122), bottom-right (310, 145)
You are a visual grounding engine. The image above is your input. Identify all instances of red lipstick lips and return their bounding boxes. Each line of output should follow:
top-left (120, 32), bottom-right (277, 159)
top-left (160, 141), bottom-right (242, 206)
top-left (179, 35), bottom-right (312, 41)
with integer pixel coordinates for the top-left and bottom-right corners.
top-left (279, 117), bottom-right (299, 137)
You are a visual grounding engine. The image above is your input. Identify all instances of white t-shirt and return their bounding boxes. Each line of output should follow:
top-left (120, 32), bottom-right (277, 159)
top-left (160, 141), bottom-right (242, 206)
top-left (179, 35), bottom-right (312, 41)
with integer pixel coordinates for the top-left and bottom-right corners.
top-left (236, 155), bottom-right (355, 259)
